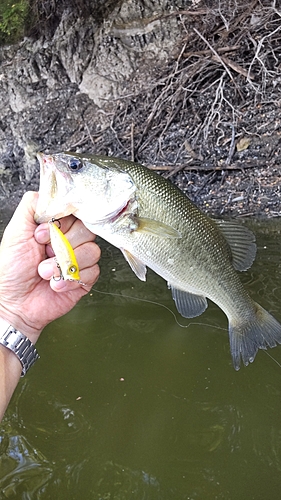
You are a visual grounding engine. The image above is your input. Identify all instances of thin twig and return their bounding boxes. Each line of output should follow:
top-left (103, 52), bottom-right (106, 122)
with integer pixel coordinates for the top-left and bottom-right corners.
top-left (247, 23), bottom-right (281, 86)
top-left (131, 122), bottom-right (135, 162)
top-left (85, 123), bottom-right (96, 146)
top-left (193, 27), bottom-right (234, 82)
top-left (183, 45), bottom-right (240, 57)
top-left (212, 54), bottom-right (255, 80)
top-left (221, 122), bottom-right (236, 166)
top-left (147, 159), bottom-right (273, 172)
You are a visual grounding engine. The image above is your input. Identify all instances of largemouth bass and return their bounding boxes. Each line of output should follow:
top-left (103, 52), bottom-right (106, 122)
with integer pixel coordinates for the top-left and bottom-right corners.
top-left (35, 152), bottom-right (281, 369)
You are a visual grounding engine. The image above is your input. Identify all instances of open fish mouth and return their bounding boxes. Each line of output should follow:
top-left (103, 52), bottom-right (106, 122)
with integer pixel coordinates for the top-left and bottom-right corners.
top-left (34, 151), bottom-right (137, 226)
top-left (34, 153), bottom-right (75, 223)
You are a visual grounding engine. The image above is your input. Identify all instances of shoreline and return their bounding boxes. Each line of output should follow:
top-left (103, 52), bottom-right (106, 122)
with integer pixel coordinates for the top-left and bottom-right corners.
top-left (2, 161), bottom-right (281, 220)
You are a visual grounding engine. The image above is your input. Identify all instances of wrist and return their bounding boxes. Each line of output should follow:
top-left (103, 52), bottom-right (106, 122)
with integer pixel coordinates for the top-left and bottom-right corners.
top-left (0, 317), bottom-right (40, 376)
top-left (0, 343), bottom-right (22, 420)
top-left (0, 307), bottom-right (42, 345)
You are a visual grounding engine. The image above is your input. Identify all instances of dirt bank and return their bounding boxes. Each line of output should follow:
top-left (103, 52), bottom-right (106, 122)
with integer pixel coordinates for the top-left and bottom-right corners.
top-left (0, 0), bottom-right (280, 217)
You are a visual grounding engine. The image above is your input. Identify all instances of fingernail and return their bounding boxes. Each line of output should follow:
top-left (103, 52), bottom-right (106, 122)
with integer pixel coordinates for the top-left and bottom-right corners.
top-left (34, 224), bottom-right (50, 244)
top-left (51, 278), bottom-right (68, 291)
top-left (38, 260), bottom-right (54, 279)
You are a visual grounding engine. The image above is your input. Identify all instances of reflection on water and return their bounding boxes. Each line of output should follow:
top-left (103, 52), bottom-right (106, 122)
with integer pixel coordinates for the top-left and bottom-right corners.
top-left (1, 216), bottom-right (281, 498)
top-left (0, 433), bottom-right (52, 498)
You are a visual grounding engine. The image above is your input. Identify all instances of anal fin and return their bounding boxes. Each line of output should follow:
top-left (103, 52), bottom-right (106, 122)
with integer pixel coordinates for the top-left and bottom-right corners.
top-left (170, 286), bottom-right (208, 318)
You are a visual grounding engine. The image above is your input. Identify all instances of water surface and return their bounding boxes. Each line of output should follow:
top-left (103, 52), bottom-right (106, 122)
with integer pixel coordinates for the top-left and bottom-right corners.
top-left (1, 212), bottom-right (281, 499)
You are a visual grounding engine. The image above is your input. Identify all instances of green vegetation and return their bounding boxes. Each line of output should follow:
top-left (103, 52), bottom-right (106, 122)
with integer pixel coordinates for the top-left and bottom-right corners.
top-left (0, 0), bottom-right (103, 45)
top-left (0, 0), bottom-right (29, 45)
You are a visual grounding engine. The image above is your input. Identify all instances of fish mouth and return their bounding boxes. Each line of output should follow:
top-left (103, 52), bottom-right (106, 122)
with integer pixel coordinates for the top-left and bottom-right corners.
top-left (35, 151), bottom-right (138, 228)
top-left (34, 153), bottom-right (75, 223)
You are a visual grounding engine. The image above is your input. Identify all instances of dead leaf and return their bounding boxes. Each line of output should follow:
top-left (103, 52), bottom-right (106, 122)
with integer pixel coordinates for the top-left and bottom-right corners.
top-left (236, 137), bottom-right (251, 152)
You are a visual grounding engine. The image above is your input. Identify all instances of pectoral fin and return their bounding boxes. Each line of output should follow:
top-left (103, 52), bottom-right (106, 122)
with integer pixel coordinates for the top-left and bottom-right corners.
top-left (170, 286), bottom-right (208, 318)
top-left (136, 217), bottom-right (181, 239)
top-left (121, 248), bottom-right (147, 281)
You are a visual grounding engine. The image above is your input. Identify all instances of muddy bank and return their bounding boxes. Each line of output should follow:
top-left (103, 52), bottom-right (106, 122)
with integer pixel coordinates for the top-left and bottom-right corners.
top-left (0, 0), bottom-right (280, 218)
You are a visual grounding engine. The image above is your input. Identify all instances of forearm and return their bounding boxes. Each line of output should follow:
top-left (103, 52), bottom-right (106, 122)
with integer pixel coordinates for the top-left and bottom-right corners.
top-left (0, 343), bottom-right (22, 421)
top-left (0, 314), bottom-right (41, 422)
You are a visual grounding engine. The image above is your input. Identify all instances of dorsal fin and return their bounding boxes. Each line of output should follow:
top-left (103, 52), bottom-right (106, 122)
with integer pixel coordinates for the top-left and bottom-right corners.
top-left (213, 219), bottom-right (256, 271)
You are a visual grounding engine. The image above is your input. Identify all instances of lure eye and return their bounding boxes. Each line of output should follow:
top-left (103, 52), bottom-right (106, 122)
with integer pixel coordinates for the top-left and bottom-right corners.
top-left (68, 158), bottom-right (83, 171)
top-left (69, 266), bottom-right (77, 274)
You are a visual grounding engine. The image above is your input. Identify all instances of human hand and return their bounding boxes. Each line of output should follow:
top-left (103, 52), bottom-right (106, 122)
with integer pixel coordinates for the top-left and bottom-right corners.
top-left (0, 191), bottom-right (100, 344)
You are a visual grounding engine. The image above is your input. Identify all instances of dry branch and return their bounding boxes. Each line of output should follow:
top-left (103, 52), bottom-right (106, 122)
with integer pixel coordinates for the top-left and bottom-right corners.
top-left (87, 0), bottom-right (281, 185)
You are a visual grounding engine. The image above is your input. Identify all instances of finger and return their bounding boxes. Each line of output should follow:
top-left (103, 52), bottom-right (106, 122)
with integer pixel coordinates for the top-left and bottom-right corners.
top-left (34, 217), bottom-right (76, 245)
top-left (38, 241), bottom-right (101, 280)
top-left (34, 222), bottom-right (51, 245)
top-left (63, 219), bottom-right (97, 248)
top-left (34, 217), bottom-right (96, 248)
top-left (38, 258), bottom-right (58, 280)
top-left (73, 241), bottom-right (101, 269)
top-left (2, 191), bottom-right (38, 243)
top-left (14, 191), bottom-right (39, 224)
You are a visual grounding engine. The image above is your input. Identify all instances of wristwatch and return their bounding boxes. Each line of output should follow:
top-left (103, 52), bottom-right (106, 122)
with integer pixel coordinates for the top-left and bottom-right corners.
top-left (0, 318), bottom-right (39, 377)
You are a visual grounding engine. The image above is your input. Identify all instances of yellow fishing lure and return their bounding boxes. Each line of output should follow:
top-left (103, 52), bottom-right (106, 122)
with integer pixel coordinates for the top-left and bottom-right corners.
top-left (49, 220), bottom-right (81, 282)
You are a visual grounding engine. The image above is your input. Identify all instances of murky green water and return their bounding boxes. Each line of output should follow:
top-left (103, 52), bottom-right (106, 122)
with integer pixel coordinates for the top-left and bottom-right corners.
top-left (1, 211), bottom-right (281, 499)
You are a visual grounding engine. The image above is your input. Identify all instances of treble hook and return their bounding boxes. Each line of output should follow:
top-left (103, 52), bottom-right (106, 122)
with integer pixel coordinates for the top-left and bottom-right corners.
top-left (49, 217), bottom-right (62, 229)
top-left (53, 259), bottom-right (64, 281)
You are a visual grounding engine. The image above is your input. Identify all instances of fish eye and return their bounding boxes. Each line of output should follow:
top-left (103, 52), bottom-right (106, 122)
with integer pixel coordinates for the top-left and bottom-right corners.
top-left (68, 158), bottom-right (83, 171)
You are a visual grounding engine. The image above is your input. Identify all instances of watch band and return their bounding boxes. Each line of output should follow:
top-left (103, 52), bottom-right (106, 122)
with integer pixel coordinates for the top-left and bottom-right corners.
top-left (0, 319), bottom-right (39, 377)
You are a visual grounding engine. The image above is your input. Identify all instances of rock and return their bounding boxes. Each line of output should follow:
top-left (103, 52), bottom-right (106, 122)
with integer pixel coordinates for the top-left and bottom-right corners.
top-left (0, 0), bottom-right (188, 199)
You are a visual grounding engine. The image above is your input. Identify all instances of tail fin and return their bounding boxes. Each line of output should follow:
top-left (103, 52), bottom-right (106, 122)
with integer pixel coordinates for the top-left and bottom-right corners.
top-left (229, 302), bottom-right (281, 370)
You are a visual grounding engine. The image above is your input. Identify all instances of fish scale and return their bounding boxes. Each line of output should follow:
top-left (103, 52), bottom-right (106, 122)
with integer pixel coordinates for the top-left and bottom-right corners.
top-left (35, 152), bottom-right (281, 370)
top-left (105, 160), bottom-right (243, 304)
